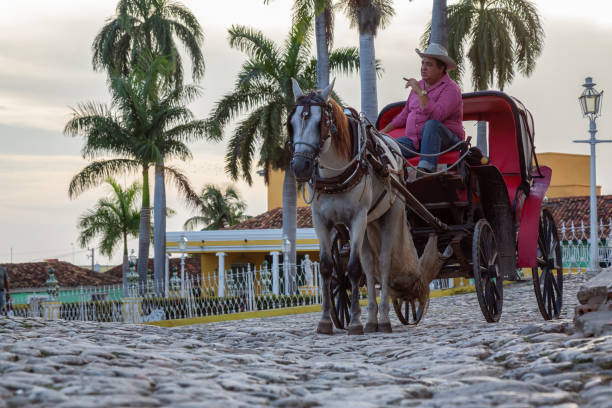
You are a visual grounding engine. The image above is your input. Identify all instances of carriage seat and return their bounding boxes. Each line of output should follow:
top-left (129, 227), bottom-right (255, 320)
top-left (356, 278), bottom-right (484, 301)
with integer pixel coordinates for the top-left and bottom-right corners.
top-left (385, 128), bottom-right (463, 168)
top-left (405, 151), bottom-right (461, 167)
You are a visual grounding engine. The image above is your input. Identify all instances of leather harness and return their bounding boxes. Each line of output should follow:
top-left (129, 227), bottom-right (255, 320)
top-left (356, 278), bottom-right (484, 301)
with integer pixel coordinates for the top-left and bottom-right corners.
top-left (288, 93), bottom-right (369, 194)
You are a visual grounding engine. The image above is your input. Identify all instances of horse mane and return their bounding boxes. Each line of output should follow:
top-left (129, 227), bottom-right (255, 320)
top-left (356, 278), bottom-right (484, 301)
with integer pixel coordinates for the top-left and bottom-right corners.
top-left (328, 98), bottom-right (351, 161)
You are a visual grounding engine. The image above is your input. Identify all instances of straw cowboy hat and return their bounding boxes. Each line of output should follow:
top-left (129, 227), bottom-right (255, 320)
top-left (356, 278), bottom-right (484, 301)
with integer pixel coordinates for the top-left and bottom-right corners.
top-left (415, 43), bottom-right (457, 70)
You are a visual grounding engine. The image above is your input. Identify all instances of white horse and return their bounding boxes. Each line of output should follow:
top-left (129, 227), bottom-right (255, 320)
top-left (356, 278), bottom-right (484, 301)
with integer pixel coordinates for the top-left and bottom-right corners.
top-left (289, 79), bottom-right (448, 334)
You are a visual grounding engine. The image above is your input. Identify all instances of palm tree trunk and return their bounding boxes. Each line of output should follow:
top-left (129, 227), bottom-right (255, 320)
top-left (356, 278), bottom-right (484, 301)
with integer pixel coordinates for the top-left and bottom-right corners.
top-left (477, 121), bottom-right (488, 156)
top-left (153, 161), bottom-right (166, 296)
top-left (430, 0), bottom-right (448, 48)
top-left (282, 168), bottom-right (297, 294)
top-left (359, 32), bottom-right (378, 123)
top-left (138, 166), bottom-right (151, 287)
top-left (315, 10), bottom-right (330, 89)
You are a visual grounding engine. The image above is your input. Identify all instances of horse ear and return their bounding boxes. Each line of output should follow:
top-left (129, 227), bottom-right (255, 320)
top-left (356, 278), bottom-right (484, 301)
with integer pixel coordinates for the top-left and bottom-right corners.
top-left (320, 78), bottom-right (335, 101)
top-left (291, 78), bottom-right (303, 101)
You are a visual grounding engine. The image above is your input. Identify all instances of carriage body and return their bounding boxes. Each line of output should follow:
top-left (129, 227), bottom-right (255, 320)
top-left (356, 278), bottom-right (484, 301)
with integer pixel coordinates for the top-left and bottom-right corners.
top-left (370, 91), bottom-right (563, 322)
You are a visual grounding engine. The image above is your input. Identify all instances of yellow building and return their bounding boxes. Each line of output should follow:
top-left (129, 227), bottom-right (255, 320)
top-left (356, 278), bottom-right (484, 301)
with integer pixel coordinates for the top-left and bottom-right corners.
top-left (537, 153), bottom-right (601, 198)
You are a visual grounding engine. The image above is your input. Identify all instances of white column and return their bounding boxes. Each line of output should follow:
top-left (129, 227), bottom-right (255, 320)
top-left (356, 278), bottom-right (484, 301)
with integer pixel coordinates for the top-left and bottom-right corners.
top-left (164, 253), bottom-right (169, 298)
top-left (270, 251), bottom-right (280, 295)
top-left (180, 252), bottom-right (185, 297)
top-left (216, 252), bottom-right (227, 297)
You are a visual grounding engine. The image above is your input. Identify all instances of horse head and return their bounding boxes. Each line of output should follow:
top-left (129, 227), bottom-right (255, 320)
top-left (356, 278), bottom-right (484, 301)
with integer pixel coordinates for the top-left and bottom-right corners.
top-left (288, 78), bottom-right (336, 182)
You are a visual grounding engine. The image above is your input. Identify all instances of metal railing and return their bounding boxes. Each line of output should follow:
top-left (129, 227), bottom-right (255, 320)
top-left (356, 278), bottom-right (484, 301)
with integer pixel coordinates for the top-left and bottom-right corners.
top-left (4, 261), bottom-right (457, 323)
top-left (559, 219), bottom-right (612, 273)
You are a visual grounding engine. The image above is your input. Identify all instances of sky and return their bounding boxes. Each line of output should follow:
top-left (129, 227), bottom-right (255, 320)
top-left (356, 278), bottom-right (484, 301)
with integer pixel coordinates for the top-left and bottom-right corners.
top-left (1, 0), bottom-right (612, 266)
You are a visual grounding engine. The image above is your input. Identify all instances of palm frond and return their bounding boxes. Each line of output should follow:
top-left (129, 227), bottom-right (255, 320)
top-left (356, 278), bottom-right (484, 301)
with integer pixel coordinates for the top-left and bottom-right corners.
top-left (228, 25), bottom-right (280, 67)
top-left (69, 159), bottom-right (141, 198)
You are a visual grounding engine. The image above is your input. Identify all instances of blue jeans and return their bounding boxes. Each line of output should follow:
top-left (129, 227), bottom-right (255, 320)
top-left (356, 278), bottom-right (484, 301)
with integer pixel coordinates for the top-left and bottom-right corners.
top-left (396, 120), bottom-right (461, 171)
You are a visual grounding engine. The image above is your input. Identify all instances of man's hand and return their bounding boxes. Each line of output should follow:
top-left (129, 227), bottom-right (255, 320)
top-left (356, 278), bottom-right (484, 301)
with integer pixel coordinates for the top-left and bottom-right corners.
top-left (403, 77), bottom-right (420, 91)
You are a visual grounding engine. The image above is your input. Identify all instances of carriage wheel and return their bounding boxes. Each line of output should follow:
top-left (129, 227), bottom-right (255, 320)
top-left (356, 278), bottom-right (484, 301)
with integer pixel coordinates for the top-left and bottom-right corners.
top-left (473, 219), bottom-right (503, 323)
top-left (532, 209), bottom-right (563, 320)
top-left (393, 297), bottom-right (429, 325)
top-left (329, 227), bottom-right (351, 330)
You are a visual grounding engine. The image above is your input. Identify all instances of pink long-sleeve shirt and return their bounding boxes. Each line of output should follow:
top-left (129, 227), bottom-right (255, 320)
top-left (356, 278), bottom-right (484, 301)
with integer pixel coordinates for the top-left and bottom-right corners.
top-left (389, 73), bottom-right (465, 150)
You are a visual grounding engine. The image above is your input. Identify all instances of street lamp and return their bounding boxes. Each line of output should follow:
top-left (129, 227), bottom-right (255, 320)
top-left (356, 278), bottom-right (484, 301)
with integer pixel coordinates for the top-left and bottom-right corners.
top-left (178, 234), bottom-right (188, 296)
top-left (574, 77), bottom-right (610, 276)
top-left (127, 249), bottom-right (138, 296)
top-left (281, 235), bottom-right (291, 295)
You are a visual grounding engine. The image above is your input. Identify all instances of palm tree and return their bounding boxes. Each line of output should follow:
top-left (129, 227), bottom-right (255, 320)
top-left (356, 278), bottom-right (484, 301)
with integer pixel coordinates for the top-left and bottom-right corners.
top-left (184, 184), bottom-right (247, 230)
top-left (92, 0), bottom-right (204, 85)
top-left (421, 0), bottom-right (544, 152)
top-left (203, 20), bottom-right (361, 293)
top-left (341, 0), bottom-right (396, 122)
top-left (268, 0), bottom-right (335, 88)
top-left (65, 56), bottom-right (205, 287)
top-left (77, 178), bottom-right (141, 286)
top-left (430, 0), bottom-right (448, 48)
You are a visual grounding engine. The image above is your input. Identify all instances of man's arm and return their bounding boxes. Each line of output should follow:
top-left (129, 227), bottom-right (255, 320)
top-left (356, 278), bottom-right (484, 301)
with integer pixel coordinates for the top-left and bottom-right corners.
top-left (4, 275), bottom-right (9, 301)
top-left (381, 90), bottom-right (412, 133)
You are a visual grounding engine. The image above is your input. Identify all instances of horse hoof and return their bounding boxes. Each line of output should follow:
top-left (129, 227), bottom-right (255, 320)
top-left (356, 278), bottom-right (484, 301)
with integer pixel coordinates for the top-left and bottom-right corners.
top-left (364, 322), bottom-right (378, 333)
top-left (378, 322), bottom-right (392, 333)
top-left (316, 321), bottom-right (333, 335)
top-left (348, 325), bottom-right (364, 335)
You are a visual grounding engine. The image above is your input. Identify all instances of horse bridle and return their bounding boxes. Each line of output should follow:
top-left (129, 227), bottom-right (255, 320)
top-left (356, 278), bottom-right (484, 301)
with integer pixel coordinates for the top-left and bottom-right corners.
top-left (287, 92), bottom-right (336, 181)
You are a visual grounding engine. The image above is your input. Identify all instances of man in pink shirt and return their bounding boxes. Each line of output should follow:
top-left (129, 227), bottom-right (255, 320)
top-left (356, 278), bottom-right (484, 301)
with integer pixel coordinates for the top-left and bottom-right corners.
top-left (380, 43), bottom-right (465, 173)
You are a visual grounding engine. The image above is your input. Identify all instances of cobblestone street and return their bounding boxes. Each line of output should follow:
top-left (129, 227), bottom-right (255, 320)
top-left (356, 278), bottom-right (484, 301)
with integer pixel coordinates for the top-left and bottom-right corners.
top-left (1, 274), bottom-right (611, 408)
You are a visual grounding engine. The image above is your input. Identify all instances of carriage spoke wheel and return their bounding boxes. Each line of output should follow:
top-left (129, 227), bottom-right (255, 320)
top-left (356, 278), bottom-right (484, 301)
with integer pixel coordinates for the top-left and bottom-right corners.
top-left (329, 228), bottom-right (351, 330)
top-left (393, 297), bottom-right (429, 325)
top-left (473, 219), bottom-right (503, 323)
top-left (532, 209), bottom-right (563, 320)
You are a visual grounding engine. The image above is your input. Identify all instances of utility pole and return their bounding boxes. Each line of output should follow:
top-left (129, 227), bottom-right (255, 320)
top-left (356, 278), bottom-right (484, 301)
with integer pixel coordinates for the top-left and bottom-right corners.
top-left (87, 248), bottom-right (95, 271)
top-left (10, 247), bottom-right (13, 263)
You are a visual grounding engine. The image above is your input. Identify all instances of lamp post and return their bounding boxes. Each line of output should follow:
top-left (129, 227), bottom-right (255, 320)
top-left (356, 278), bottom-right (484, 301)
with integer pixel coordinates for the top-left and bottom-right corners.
top-left (281, 235), bottom-right (291, 295)
top-left (127, 249), bottom-right (138, 296)
top-left (178, 234), bottom-right (188, 297)
top-left (574, 77), bottom-right (610, 276)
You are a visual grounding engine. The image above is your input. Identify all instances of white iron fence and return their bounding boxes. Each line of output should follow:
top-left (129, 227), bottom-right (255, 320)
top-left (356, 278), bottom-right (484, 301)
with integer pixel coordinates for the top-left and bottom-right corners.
top-left (559, 219), bottom-right (612, 273)
top-left (5, 260), bottom-right (455, 323)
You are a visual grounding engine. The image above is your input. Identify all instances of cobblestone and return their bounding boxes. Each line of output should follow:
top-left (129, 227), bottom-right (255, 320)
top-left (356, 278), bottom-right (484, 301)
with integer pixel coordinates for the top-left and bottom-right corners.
top-left (1, 275), bottom-right (611, 407)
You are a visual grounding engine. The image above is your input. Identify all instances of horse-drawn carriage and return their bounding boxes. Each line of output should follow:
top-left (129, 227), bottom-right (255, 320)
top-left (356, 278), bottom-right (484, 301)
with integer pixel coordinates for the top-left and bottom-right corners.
top-left (289, 80), bottom-right (563, 333)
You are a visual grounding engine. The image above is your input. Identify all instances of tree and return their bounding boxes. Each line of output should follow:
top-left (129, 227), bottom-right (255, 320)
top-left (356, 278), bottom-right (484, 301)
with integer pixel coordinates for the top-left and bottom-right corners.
top-left (341, 0), bottom-right (396, 122)
top-left (203, 20), bottom-right (361, 293)
top-left (269, 0), bottom-right (335, 88)
top-left (77, 178), bottom-right (141, 286)
top-left (65, 56), bottom-right (205, 288)
top-left (422, 0), bottom-right (544, 152)
top-left (183, 184), bottom-right (247, 230)
top-left (430, 0), bottom-right (448, 48)
top-left (92, 0), bottom-right (205, 85)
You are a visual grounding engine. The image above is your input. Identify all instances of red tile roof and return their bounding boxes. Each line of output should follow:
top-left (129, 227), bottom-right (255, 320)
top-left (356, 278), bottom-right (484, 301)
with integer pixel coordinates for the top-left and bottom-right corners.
top-left (2, 258), bottom-right (201, 290)
top-left (547, 195), bottom-right (612, 238)
top-left (1, 261), bottom-right (121, 289)
top-left (228, 207), bottom-right (313, 230)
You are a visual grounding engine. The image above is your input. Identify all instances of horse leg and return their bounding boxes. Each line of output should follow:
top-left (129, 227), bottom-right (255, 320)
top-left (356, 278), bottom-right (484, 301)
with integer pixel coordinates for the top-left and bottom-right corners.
top-left (377, 205), bottom-right (400, 333)
top-left (347, 212), bottom-right (367, 335)
top-left (316, 227), bottom-right (334, 335)
top-left (361, 236), bottom-right (378, 333)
